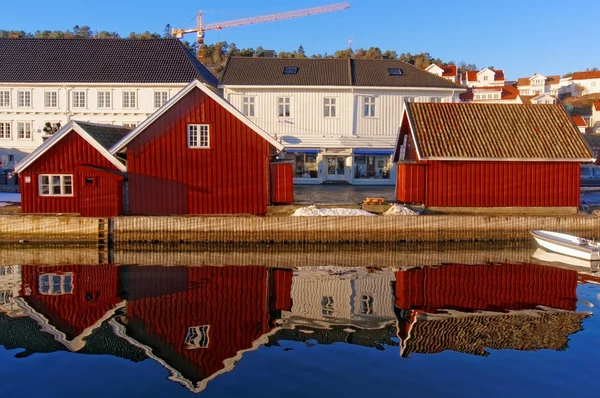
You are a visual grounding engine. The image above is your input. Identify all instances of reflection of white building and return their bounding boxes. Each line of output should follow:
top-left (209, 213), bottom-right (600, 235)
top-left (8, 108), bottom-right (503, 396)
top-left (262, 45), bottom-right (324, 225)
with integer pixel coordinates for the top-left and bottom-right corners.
top-left (220, 58), bottom-right (463, 185)
top-left (282, 267), bottom-right (396, 330)
top-left (0, 265), bottom-right (22, 317)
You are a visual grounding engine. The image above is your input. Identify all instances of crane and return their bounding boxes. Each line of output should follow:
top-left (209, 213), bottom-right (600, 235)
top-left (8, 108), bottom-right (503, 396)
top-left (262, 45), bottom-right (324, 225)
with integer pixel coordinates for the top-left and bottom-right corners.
top-left (172, 2), bottom-right (351, 63)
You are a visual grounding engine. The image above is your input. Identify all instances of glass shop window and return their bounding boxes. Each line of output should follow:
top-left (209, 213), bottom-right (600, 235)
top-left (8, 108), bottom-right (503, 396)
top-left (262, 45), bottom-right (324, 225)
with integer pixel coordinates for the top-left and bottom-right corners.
top-left (354, 155), bottom-right (392, 179)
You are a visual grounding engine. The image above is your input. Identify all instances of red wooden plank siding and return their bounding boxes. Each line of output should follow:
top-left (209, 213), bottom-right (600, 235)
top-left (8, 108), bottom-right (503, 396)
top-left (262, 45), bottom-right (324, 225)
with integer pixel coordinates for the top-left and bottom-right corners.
top-left (270, 163), bottom-right (294, 205)
top-left (271, 268), bottom-right (293, 311)
top-left (19, 131), bottom-right (122, 216)
top-left (394, 263), bottom-right (578, 312)
top-left (127, 88), bottom-right (274, 215)
top-left (396, 163), bottom-right (426, 203)
top-left (20, 264), bottom-right (121, 339)
top-left (423, 161), bottom-right (580, 207)
top-left (77, 167), bottom-right (123, 217)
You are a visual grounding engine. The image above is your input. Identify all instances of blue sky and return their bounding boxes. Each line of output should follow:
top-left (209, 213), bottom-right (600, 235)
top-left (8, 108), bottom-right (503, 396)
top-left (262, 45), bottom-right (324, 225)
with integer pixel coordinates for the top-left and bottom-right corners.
top-left (1, 0), bottom-right (598, 79)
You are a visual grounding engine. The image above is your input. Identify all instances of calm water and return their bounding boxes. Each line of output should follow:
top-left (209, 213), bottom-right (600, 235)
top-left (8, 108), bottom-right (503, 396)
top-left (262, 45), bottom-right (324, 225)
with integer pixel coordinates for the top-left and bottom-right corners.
top-left (0, 245), bottom-right (599, 398)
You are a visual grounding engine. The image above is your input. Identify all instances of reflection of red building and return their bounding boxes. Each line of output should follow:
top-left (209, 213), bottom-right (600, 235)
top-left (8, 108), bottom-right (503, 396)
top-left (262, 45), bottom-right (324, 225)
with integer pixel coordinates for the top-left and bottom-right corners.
top-left (394, 263), bottom-right (587, 357)
top-left (18, 264), bottom-right (124, 351)
top-left (113, 266), bottom-right (292, 393)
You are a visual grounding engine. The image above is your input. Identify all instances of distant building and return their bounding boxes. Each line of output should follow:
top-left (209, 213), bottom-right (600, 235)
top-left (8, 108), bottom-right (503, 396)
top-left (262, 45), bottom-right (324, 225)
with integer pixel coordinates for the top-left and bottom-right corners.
top-left (592, 101), bottom-right (600, 131)
top-left (572, 115), bottom-right (588, 133)
top-left (571, 70), bottom-right (600, 95)
top-left (516, 73), bottom-right (567, 96)
top-left (459, 85), bottom-right (521, 103)
top-left (424, 64), bottom-right (459, 84)
top-left (461, 68), bottom-right (505, 87)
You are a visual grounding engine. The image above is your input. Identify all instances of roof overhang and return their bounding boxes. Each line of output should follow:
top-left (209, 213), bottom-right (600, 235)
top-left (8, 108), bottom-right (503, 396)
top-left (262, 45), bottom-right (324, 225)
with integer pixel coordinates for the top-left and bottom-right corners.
top-left (15, 121), bottom-right (127, 174)
top-left (419, 156), bottom-right (596, 162)
top-left (111, 80), bottom-right (284, 153)
top-left (219, 84), bottom-right (465, 92)
top-left (0, 82), bottom-right (190, 87)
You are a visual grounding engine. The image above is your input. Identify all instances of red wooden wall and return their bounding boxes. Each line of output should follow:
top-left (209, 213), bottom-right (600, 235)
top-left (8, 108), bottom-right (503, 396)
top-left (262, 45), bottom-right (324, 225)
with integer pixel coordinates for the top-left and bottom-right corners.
top-left (19, 130), bottom-right (123, 216)
top-left (126, 87), bottom-right (275, 215)
top-left (270, 163), bottom-right (294, 205)
top-left (396, 163), bottom-right (426, 203)
top-left (394, 263), bottom-right (578, 313)
top-left (20, 264), bottom-right (121, 339)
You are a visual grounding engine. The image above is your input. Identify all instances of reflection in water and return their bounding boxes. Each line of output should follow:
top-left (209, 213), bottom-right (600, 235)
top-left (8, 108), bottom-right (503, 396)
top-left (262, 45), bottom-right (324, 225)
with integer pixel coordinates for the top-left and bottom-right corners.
top-left (0, 261), bottom-right (592, 393)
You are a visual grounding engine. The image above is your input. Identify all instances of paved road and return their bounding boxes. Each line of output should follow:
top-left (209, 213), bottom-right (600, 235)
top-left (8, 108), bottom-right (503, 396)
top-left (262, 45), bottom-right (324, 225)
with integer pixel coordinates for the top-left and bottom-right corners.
top-left (294, 185), bottom-right (395, 204)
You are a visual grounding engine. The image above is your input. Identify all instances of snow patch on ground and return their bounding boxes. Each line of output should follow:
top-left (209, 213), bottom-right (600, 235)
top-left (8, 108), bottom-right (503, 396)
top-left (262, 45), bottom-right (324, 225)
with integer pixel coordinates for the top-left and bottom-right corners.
top-left (383, 204), bottom-right (420, 216)
top-left (0, 193), bottom-right (20, 206)
top-left (291, 205), bottom-right (376, 217)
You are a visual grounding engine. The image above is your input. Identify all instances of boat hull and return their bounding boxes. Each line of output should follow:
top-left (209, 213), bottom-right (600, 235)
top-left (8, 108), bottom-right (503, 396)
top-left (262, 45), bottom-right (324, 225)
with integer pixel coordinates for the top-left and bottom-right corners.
top-left (531, 230), bottom-right (600, 261)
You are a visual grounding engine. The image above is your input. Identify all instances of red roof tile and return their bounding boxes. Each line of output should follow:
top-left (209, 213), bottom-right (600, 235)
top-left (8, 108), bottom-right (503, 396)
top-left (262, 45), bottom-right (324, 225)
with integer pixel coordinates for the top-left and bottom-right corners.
top-left (572, 71), bottom-right (600, 80)
top-left (467, 71), bottom-right (478, 81)
top-left (441, 65), bottom-right (457, 77)
top-left (572, 115), bottom-right (587, 127)
top-left (594, 101), bottom-right (600, 111)
top-left (494, 69), bottom-right (505, 81)
top-left (516, 77), bottom-right (531, 87)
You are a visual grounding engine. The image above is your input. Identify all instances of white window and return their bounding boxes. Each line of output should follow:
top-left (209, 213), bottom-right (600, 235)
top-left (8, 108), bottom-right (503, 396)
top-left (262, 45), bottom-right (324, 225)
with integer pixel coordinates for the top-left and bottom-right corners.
top-left (405, 97), bottom-right (416, 103)
top-left (123, 122), bottom-right (137, 128)
top-left (44, 91), bottom-right (58, 108)
top-left (184, 325), bottom-right (210, 349)
top-left (321, 296), bottom-right (335, 316)
top-left (17, 91), bottom-right (31, 107)
top-left (324, 97), bottom-right (337, 117)
top-left (38, 273), bottom-right (73, 295)
top-left (98, 91), bottom-right (112, 108)
top-left (242, 96), bottom-right (255, 117)
top-left (278, 97), bottom-right (291, 118)
top-left (154, 91), bottom-right (168, 108)
top-left (483, 75), bottom-right (489, 81)
top-left (0, 290), bottom-right (12, 305)
top-left (73, 91), bottom-right (86, 108)
top-left (360, 295), bottom-right (374, 315)
top-left (187, 124), bottom-right (210, 148)
top-left (17, 122), bottom-right (32, 139)
top-left (0, 91), bottom-right (10, 107)
top-left (0, 122), bottom-right (10, 139)
top-left (430, 97), bottom-right (442, 103)
top-left (363, 96), bottom-right (376, 117)
top-left (38, 174), bottom-right (73, 196)
top-left (123, 91), bottom-right (136, 108)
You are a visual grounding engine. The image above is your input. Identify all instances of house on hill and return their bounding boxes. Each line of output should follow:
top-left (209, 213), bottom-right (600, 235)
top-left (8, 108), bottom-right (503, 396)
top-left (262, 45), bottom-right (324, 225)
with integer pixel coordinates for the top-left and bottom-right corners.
top-left (516, 74), bottom-right (565, 96)
top-left (394, 103), bottom-right (594, 213)
top-left (572, 115), bottom-right (588, 133)
top-left (0, 38), bottom-right (218, 175)
top-left (461, 68), bottom-right (505, 87)
top-left (571, 71), bottom-right (600, 95)
top-left (424, 64), bottom-right (459, 84)
top-left (459, 85), bottom-right (521, 103)
top-left (592, 101), bottom-right (600, 131)
top-left (220, 57), bottom-right (464, 185)
top-left (15, 121), bottom-right (129, 216)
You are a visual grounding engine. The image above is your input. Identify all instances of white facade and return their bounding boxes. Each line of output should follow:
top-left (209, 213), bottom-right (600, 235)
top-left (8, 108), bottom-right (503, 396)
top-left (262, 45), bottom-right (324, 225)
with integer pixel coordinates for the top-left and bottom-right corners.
top-left (592, 103), bottom-right (600, 131)
top-left (0, 265), bottom-right (22, 318)
top-left (224, 85), bottom-right (461, 185)
top-left (465, 68), bottom-right (505, 88)
top-left (517, 74), bottom-right (572, 97)
top-left (0, 83), bottom-right (188, 170)
top-left (424, 64), bottom-right (458, 83)
top-left (572, 75), bottom-right (600, 95)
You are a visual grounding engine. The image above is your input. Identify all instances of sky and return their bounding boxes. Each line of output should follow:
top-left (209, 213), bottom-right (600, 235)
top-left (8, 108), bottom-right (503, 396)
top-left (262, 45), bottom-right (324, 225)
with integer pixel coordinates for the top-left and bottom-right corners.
top-left (1, 0), bottom-right (599, 80)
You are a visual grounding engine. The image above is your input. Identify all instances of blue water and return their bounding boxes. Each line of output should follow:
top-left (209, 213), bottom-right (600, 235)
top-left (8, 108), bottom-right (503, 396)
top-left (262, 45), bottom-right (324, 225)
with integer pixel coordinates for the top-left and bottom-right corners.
top-left (0, 253), bottom-right (598, 398)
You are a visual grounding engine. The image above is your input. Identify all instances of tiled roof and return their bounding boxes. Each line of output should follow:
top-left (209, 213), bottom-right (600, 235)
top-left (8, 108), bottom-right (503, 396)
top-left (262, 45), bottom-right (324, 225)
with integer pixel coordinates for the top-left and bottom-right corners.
top-left (441, 65), bottom-right (457, 77)
top-left (405, 102), bottom-right (594, 160)
top-left (0, 39), bottom-right (218, 87)
top-left (520, 95), bottom-right (536, 105)
top-left (466, 71), bottom-right (478, 81)
top-left (459, 85), bottom-right (520, 102)
top-left (517, 75), bottom-right (560, 86)
top-left (517, 77), bottom-right (531, 86)
top-left (572, 71), bottom-right (600, 80)
top-left (547, 75), bottom-right (560, 84)
top-left (76, 122), bottom-right (131, 150)
top-left (494, 69), bottom-right (505, 81)
top-left (572, 115), bottom-right (587, 127)
top-left (220, 57), bottom-right (461, 89)
top-left (594, 101), bottom-right (600, 111)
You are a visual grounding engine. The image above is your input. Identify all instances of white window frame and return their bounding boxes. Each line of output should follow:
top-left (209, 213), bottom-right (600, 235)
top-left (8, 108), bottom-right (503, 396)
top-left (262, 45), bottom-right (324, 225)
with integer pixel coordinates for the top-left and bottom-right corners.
top-left (278, 97), bottom-right (291, 118)
top-left (0, 122), bottom-right (11, 139)
top-left (363, 96), bottom-right (376, 118)
top-left (242, 96), bottom-right (256, 117)
top-left (483, 75), bottom-right (489, 81)
top-left (44, 91), bottom-right (59, 108)
top-left (17, 90), bottom-right (31, 108)
top-left (184, 325), bottom-right (210, 349)
top-left (17, 121), bottom-right (32, 140)
top-left (187, 124), bottom-right (210, 149)
top-left (122, 91), bottom-right (137, 109)
top-left (38, 174), bottom-right (73, 196)
top-left (324, 97), bottom-right (337, 118)
top-left (97, 90), bottom-right (112, 109)
top-left (38, 273), bottom-right (74, 295)
top-left (0, 90), bottom-right (9, 107)
top-left (122, 122), bottom-right (137, 128)
top-left (73, 91), bottom-right (86, 108)
top-left (154, 91), bottom-right (168, 108)
top-left (430, 97), bottom-right (443, 103)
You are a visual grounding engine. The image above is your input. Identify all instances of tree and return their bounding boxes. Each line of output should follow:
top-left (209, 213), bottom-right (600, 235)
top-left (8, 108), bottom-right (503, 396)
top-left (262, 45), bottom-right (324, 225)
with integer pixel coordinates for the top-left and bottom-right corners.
top-left (227, 42), bottom-right (240, 57)
top-left (364, 47), bottom-right (383, 60)
top-left (334, 48), bottom-right (352, 58)
top-left (296, 45), bottom-right (306, 59)
top-left (42, 122), bottom-right (61, 135)
top-left (382, 50), bottom-right (397, 59)
top-left (163, 24), bottom-right (174, 39)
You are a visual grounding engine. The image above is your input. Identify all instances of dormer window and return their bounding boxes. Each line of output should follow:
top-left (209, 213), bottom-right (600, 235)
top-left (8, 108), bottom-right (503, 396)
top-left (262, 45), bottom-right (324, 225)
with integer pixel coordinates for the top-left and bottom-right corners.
top-left (483, 76), bottom-right (489, 81)
top-left (283, 67), bottom-right (298, 74)
top-left (388, 68), bottom-right (402, 76)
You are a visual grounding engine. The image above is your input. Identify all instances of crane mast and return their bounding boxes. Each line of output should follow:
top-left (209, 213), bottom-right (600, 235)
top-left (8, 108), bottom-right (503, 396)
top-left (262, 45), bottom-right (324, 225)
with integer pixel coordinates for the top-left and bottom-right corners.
top-left (172, 3), bottom-right (350, 63)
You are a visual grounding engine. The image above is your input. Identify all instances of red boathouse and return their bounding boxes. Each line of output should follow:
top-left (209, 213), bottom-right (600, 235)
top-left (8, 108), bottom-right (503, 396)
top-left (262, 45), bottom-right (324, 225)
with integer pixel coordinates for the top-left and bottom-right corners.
top-left (110, 80), bottom-right (286, 215)
top-left (393, 103), bottom-right (595, 213)
top-left (15, 122), bottom-right (129, 217)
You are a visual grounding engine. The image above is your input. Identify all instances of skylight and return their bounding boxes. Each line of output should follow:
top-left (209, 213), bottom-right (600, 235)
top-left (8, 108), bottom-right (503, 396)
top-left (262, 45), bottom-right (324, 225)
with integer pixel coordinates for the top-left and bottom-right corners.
top-left (283, 66), bottom-right (299, 74)
top-left (388, 68), bottom-right (403, 76)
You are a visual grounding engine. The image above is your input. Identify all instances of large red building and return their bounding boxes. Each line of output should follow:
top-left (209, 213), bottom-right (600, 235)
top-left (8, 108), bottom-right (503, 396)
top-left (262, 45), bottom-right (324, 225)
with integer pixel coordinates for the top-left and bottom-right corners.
top-left (15, 122), bottom-right (129, 217)
top-left (110, 80), bottom-right (286, 216)
top-left (394, 103), bottom-right (595, 212)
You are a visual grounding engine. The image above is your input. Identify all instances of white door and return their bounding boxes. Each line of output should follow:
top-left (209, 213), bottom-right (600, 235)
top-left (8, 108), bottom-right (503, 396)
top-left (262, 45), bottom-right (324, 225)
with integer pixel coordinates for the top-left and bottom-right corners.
top-left (325, 156), bottom-right (347, 181)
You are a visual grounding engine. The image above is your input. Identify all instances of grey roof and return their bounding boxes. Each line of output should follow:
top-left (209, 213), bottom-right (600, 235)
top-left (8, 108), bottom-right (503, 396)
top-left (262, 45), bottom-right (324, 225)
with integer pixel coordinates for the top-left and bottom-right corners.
top-left (220, 57), bottom-right (461, 89)
top-left (0, 39), bottom-right (218, 87)
top-left (76, 121), bottom-right (131, 150)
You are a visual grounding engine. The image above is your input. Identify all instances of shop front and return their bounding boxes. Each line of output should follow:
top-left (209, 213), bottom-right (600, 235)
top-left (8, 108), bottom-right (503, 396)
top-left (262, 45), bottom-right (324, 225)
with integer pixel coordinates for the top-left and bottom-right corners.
top-left (284, 149), bottom-right (321, 184)
top-left (350, 149), bottom-right (395, 185)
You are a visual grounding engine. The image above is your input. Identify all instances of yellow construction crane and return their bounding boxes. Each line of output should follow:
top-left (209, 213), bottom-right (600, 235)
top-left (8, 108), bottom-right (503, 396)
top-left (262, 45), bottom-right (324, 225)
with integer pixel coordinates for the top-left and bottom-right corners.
top-left (172, 3), bottom-right (350, 63)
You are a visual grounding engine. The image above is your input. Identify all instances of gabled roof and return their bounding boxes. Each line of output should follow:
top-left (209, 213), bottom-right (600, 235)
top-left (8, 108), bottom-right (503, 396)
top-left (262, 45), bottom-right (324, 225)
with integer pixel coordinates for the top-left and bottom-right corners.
top-left (494, 69), bottom-right (505, 81)
top-left (440, 64), bottom-right (457, 77)
top-left (15, 121), bottom-right (130, 173)
top-left (459, 85), bottom-right (519, 101)
top-left (220, 57), bottom-right (461, 89)
top-left (594, 101), bottom-right (600, 111)
top-left (517, 77), bottom-right (531, 86)
top-left (517, 75), bottom-right (560, 86)
top-left (111, 80), bottom-right (284, 153)
top-left (572, 71), bottom-right (600, 80)
top-left (401, 102), bottom-right (594, 161)
top-left (572, 115), bottom-right (587, 127)
top-left (520, 93), bottom-right (556, 105)
top-left (0, 39), bottom-right (218, 87)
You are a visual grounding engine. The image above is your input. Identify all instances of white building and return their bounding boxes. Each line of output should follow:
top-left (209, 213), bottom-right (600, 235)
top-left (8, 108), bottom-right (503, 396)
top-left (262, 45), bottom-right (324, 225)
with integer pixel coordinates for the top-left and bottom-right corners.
top-left (516, 73), bottom-right (574, 97)
top-left (572, 70), bottom-right (600, 95)
top-left (460, 85), bottom-right (521, 103)
top-left (220, 57), bottom-right (464, 185)
top-left (0, 265), bottom-right (22, 318)
top-left (592, 101), bottom-right (600, 132)
top-left (424, 64), bottom-right (459, 84)
top-left (461, 68), bottom-right (505, 87)
top-left (0, 38), bottom-right (218, 172)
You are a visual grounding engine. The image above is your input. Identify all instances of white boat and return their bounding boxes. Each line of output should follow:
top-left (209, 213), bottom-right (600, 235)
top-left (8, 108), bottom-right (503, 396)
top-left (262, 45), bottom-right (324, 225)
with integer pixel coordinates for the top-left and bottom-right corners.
top-left (530, 230), bottom-right (600, 261)
top-left (531, 248), bottom-right (600, 271)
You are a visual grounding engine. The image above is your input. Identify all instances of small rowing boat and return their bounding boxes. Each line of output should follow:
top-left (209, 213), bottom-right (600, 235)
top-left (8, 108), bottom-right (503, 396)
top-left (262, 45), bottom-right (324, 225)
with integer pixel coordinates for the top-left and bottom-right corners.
top-left (530, 230), bottom-right (600, 261)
